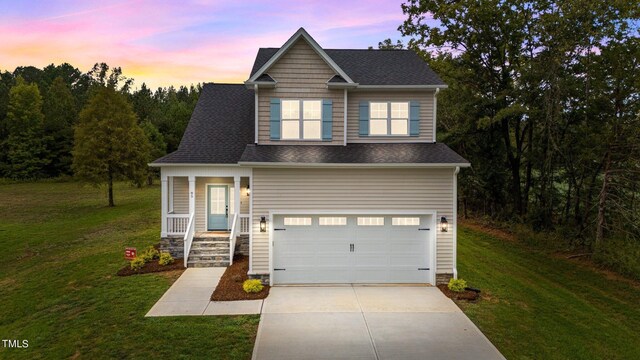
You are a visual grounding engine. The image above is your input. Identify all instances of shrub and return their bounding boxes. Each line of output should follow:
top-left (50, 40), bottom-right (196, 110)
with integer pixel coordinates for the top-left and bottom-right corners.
top-left (130, 257), bottom-right (145, 271)
top-left (448, 278), bottom-right (468, 292)
top-left (243, 279), bottom-right (264, 293)
top-left (141, 246), bottom-right (160, 262)
top-left (158, 252), bottom-right (174, 266)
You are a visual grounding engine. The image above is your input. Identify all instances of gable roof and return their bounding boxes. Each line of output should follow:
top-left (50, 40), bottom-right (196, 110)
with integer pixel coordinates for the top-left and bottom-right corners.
top-left (247, 28), bottom-right (354, 84)
top-left (239, 143), bottom-right (469, 166)
top-left (151, 83), bottom-right (254, 165)
top-left (250, 47), bottom-right (445, 86)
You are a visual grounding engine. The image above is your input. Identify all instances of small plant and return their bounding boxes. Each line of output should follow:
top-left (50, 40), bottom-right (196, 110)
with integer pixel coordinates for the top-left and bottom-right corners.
top-left (141, 246), bottom-right (160, 262)
top-left (158, 252), bottom-right (174, 266)
top-left (243, 279), bottom-right (264, 293)
top-left (130, 257), bottom-right (145, 271)
top-left (448, 278), bottom-right (468, 292)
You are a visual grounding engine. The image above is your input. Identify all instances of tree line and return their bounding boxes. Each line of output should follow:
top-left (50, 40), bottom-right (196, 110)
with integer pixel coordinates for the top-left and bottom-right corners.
top-left (394, 0), bottom-right (639, 276)
top-left (0, 63), bottom-right (199, 203)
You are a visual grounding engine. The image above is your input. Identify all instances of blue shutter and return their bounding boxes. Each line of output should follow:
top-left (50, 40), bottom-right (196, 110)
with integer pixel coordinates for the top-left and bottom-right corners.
top-left (270, 98), bottom-right (280, 140)
top-left (322, 99), bottom-right (333, 141)
top-left (409, 101), bottom-right (420, 136)
top-left (359, 101), bottom-right (369, 136)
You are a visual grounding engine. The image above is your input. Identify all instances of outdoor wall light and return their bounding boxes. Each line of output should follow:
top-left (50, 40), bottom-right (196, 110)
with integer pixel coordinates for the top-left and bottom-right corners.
top-left (440, 217), bottom-right (449, 232)
top-left (260, 216), bottom-right (267, 232)
top-left (246, 185), bottom-right (251, 195)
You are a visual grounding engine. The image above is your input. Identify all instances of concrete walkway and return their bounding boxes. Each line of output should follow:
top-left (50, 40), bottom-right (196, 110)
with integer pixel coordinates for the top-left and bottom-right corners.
top-left (145, 268), bottom-right (263, 317)
top-left (252, 286), bottom-right (505, 360)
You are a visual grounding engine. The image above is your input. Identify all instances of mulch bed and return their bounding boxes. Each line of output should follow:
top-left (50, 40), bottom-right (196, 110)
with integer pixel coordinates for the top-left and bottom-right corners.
top-left (117, 259), bottom-right (185, 276)
top-left (437, 284), bottom-right (480, 301)
top-left (211, 255), bottom-right (270, 301)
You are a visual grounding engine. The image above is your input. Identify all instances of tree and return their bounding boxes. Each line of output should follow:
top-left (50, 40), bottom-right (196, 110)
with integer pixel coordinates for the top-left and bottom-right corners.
top-left (43, 76), bottom-right (77, 176)
top-left (73, 85), bottom-right (150, 206)
top-left (141, 120), bottom-right (167, 185)
top-left (369, 38), bottom-right (405, 50)
top-left (1, 76), bottom-right (48, 179)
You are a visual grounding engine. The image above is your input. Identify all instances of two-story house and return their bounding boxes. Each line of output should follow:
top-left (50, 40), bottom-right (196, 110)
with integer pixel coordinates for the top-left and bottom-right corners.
top-left (151, 28), bottom-right (470, 286)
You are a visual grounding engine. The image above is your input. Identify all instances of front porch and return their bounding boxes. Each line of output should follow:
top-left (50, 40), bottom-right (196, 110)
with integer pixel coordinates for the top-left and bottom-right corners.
top-left (159, 168), bottom-right (252, 268)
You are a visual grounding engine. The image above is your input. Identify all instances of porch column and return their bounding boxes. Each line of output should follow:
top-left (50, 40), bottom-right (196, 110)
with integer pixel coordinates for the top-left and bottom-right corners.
top-left (234, 175), bottom-right (241, 220)
top-left (161, 175), bottom-right (168, 237)
top-left (188, 176), bottom-right (196, 216)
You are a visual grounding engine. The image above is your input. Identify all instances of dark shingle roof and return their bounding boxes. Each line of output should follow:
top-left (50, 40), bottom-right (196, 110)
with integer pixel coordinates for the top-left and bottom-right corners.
top-left (251, 48), bottom-right (445, 86)
top-left (328, 75), bottom-right (347, 83)
top-left (239, 143), bottom-right (469, 165)
top-left (152, 83), bottom-right (254, 164)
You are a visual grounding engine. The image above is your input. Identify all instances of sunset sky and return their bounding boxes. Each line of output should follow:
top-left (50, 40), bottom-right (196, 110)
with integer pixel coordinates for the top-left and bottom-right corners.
top-left (0, 0), bottom-right (413, 89)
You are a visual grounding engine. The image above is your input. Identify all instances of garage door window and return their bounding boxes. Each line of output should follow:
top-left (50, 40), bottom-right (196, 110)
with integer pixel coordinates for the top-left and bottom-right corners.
top-left (284, 217), bottom-right (312, 226)
top-left (392, 217), bottom-right (420, 226)
top-left (319, 217), bottom-right (347, 226)
top-left (357, 217), bottom-right (385, 226)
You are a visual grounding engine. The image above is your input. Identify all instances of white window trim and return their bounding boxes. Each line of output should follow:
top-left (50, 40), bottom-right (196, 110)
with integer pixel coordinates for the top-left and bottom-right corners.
top-left (357, 217), bottom-right (385, 226)
top-left (369, 101), bottom-right (410, 136)
top-left (281, 99), bottom-right (323, 140)
top-left (392, 217), bottom-right (420, 226)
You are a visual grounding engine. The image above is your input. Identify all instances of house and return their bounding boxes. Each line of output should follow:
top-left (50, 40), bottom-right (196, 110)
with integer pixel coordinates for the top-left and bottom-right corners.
top-left (150, 28), bottom-right (470, 286)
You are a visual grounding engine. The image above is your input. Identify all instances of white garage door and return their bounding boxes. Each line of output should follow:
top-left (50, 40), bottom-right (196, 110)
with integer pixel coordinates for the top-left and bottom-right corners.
top-left (272, 214), bottom-right (433, 284)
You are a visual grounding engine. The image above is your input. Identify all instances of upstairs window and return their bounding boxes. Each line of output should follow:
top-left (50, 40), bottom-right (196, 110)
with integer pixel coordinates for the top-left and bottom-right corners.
top-left (281, 100), bottom-right (322, 140)
top-left (369, 102), bottom-right (409, 136)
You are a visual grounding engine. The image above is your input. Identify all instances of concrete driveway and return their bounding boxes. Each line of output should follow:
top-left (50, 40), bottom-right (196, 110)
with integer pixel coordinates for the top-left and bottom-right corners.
top-left (252, 286), bottom-right (505, 360)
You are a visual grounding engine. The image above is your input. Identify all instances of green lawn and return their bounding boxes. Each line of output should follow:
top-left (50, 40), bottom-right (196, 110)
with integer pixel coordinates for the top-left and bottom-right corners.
top-left (2, 181), bottom-right (639, 359)
top-left (457, 225), bottom-right (640, 360)
top-left (0, 182), bottom-right (259, 359)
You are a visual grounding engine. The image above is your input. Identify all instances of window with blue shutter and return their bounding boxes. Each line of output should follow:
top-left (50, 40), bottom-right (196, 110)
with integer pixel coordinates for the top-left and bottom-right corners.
top-left (270, 98), bottom-right (281, 140)
top-left (409, 101), bottom-right (420, 136)
top-left (359, 101), bottom-right (369, 136)
top-left (322, 99), bottom-right (332, 141)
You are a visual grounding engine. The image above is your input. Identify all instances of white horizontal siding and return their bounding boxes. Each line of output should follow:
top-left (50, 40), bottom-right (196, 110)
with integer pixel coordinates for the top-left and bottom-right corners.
top-left (347, 91), bottom-right (435, 143)
top-left (251, 168), bottom-right (455, 274)
top-left (258, 38), bottom-right (344, 145)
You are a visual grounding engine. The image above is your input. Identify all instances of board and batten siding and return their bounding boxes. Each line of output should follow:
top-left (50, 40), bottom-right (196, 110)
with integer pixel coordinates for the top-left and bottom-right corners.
top-left (251, 168), bottom-right (455, 275)
top-left (347, 91), bottom-right (435, 143)
top-left (257, 38), bottom-right (344, 145)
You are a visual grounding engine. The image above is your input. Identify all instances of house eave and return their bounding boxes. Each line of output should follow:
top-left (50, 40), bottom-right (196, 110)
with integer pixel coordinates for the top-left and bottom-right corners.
top-left (148, 163), bottom-right (243, 168)
top-left (352, 84), bottom-right (449, 91)
top-left (237, 162), bottom-right (470, 168)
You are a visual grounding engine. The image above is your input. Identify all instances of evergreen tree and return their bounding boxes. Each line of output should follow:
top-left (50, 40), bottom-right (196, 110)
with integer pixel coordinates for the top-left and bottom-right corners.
top-left (73, 85), bottom-right (150, 206)
top-left (2, 76), bottom-right (48, 179)
top-left (43, 76), bottom-right (77, 176)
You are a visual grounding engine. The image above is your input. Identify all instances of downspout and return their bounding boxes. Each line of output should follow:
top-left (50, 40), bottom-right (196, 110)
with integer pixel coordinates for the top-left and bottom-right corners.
top-left (343, 88), bottom-right (347, 146)
top-left (254, 84), bottom-right (259, 144)
top-left (453, 166), bottom-right (460, 279)
top-left (433, 88), bottom-right (439, 143)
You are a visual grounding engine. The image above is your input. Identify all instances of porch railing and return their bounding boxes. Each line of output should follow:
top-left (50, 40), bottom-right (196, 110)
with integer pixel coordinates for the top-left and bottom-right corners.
top-left (167, 214), bottom-right (190, 235)
top-left (183, 213), bottom-right (195, 267)
top-left (239, 214), bottom-right (250, 235)
top-left (229, 213), bottom-right (239, 266)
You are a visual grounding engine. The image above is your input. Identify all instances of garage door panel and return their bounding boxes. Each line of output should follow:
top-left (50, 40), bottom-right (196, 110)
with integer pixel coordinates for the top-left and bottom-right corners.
top-left (273, 214), bottom-right (432, 284)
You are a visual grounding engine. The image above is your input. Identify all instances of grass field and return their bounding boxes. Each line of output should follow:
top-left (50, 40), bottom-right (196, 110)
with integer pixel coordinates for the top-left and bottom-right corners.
top-left (457, 225), bottom-right (640, 360)
top-left (1, 181), bottom-right (639, 359)
top-left (0, 181), bottom-right (259, 359)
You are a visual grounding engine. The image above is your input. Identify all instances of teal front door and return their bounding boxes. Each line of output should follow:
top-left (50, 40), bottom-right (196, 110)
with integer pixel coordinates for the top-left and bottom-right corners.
top-left (207, 185), bottom-right (228, 230)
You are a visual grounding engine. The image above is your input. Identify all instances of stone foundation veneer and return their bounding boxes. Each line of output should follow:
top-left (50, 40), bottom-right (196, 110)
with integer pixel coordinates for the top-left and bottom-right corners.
top-left (160, 236), bottom-right (184, 259)
top-left (248, 273), bottom-right (270, 285)
top-left (235, 235), bottom-right (249, 256)
top-left (436, 273), bottom-right (454, 285)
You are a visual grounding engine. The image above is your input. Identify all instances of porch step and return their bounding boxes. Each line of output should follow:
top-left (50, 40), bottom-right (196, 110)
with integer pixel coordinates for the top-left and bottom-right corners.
top-left (187, 259), bottom-right (230, 267)
top-left (186, 237), bottom-right (231, 267)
